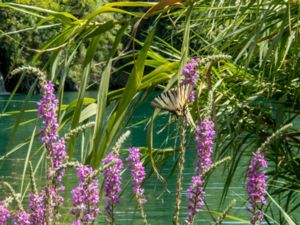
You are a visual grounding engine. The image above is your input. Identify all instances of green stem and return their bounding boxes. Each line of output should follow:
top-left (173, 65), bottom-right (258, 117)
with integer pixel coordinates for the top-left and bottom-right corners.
top-left (2, 182), bottom-right (23, 210)
top-left (138, 198), bottom-right (150, 225)
top-left (109, 205), bottom-right (115, 225)
top-left (173, 119), bottom-right (186, 225)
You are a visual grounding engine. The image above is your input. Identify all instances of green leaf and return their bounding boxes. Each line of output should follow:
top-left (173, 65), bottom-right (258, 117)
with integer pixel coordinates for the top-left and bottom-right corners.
top-left (33, 26), bottom-right (77, 62)
top-left (83, 35), bottom-right (102, 67)
top-left (1, 2), bottom-right (78, 23)
top-left (85, 1), bottom-right (155, 20)
top-left (83, 20), bottom-right (115, 39)
top-left (20, 127), bottom-right (37, 194)
top-left (266, 192), bottom-right (297, 225)
top-left (67, 35), bottom-right (101, 158)
top-left (90, 59), bottom-right (112, 164)
top-left (115, 27), bottom-right (156, 119)
top-left (79, 103), bottom-right (97, 123)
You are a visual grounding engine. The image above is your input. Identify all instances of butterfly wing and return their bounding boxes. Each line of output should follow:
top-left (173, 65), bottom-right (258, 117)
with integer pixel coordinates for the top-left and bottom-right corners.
top-left (166, 89), bottom-right (179, 110)
top-left (177, 83), bottom-right (193, 109)
top-left (185, 108), bottom-right (195, 128)
top-left (151, 91), bottom-right (177, 112)
top-left (151, 84), bottom-right (193, 114)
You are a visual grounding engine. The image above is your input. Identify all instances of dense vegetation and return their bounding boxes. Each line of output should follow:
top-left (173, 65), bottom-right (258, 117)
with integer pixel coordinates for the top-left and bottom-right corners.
top-left (0, 0), bottom-right (299, 224)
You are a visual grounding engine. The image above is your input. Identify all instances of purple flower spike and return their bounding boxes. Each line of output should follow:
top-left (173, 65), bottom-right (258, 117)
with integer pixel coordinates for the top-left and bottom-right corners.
top-left (12, 210), bottom-right (30, 225)
top-left (126, 147), bottom-right (147, 205)
top-left (185, 119), bottom-right (215, 224)
top-left (38, 81), bottom-right (67, 177)
top-left (37, 80), bottom-right (67, 220)
top-left (182, 58), bottom-right (201, 85)
top-left (37, 80), bottom-right (59, 147)
top-left (186, 175), bottom-right (205, 225)
top-left (49, 139), bottom-right (67, 182)
top-left (181, 58), bottom-right (201, 102)
top-left (195, 119), bottom-right (215, 174)
top-left (102, 152), bottom-right (123, 218)
top-left (0, 203), bottom-right (10, 225)
top-left (71, 165), bottom-right (99, 224)
top-left (29, 193), bottom-right (46, 225)
top-left (246, 152), bottom-right (268, 225)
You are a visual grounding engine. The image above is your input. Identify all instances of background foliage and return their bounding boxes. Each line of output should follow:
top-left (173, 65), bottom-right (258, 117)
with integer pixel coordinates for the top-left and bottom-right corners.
top-left (0, 0), bottom-right (121, 91)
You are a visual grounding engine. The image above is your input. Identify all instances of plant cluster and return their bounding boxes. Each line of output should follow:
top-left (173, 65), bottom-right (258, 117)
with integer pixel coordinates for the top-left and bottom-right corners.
top-left (0, 0), bottom-right (299, 224)
top-left (0, 69), bottom-right (148, 225)
top-left (0, 59), bottom-right (274, 225)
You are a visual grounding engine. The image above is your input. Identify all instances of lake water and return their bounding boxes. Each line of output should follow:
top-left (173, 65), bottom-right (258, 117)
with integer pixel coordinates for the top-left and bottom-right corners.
top-left (0, 92), bottom-right (293, 224)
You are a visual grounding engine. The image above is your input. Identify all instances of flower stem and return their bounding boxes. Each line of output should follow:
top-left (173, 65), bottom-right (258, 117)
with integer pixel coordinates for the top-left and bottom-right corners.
top-left (173, 119), bottom-right (186, 225)
top-left (109, 205), bottom-right (115, 225)
top-left (138, 198), bottom-right (150, 225)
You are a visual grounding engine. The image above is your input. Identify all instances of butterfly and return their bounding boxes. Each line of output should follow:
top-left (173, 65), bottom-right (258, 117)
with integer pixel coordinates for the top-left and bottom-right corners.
top-left (151, 84), bottom-right (195, 127)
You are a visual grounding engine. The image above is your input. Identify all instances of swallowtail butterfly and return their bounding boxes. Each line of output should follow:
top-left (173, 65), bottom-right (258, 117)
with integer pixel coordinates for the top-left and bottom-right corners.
top-left (151, 84), bottom-right (193, 117)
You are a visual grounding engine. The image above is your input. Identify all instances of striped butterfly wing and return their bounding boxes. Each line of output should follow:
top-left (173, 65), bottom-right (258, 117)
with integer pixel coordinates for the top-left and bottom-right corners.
top-left (151, 84), bottom-right (193, 114)
top-left (176, 83), bottom-right (193, 109)
top-left (151, 90), bottom-right (178, 112)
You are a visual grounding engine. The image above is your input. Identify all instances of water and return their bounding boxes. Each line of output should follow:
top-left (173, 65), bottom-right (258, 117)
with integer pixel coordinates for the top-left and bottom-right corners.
top-left (0, 92), bottom-right (286, 224)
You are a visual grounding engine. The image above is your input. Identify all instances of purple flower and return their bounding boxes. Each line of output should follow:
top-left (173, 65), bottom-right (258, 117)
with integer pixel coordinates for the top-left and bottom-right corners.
top-left (37, 80), bottom-right (67, 220)
top-left (246, 152), bottom-right (268, 225)
top-left (72, 220), bottom-right (81, 225)
top-left (185, 119), bottom-right (215, 224)
top-left (29, 193), bottom-right (46, 225)
top-left (38, 81), bottom-right (67, 181)
top-left (182, 58), bottom-right (201, 85)
top-left (102, 152), bottom-right (123, 218)
top-left (46, 186), bottom-right (64, 221)
top-left (181, 58), bottom-right (200, 102)
top-left (12, 210), bottom-right (30, 225)
top-left (37, 80), bottom-right (59, 147)
top-left (71, 165), bottom-right (99, 224)
top-left (186, 175), bottom-right (205, 225)
top-left (195, 119), bottom-right (215, 174)
top-left (76, 165), bottom-right (94, 182)
top-left (126, 147), bottom-right (147, 205)
top-left (46, 140), bottom-right (66, 215)
top-left (0, 203), bottom-right (10, 225)
top-left (49, 139), bottom-right (67, 182)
